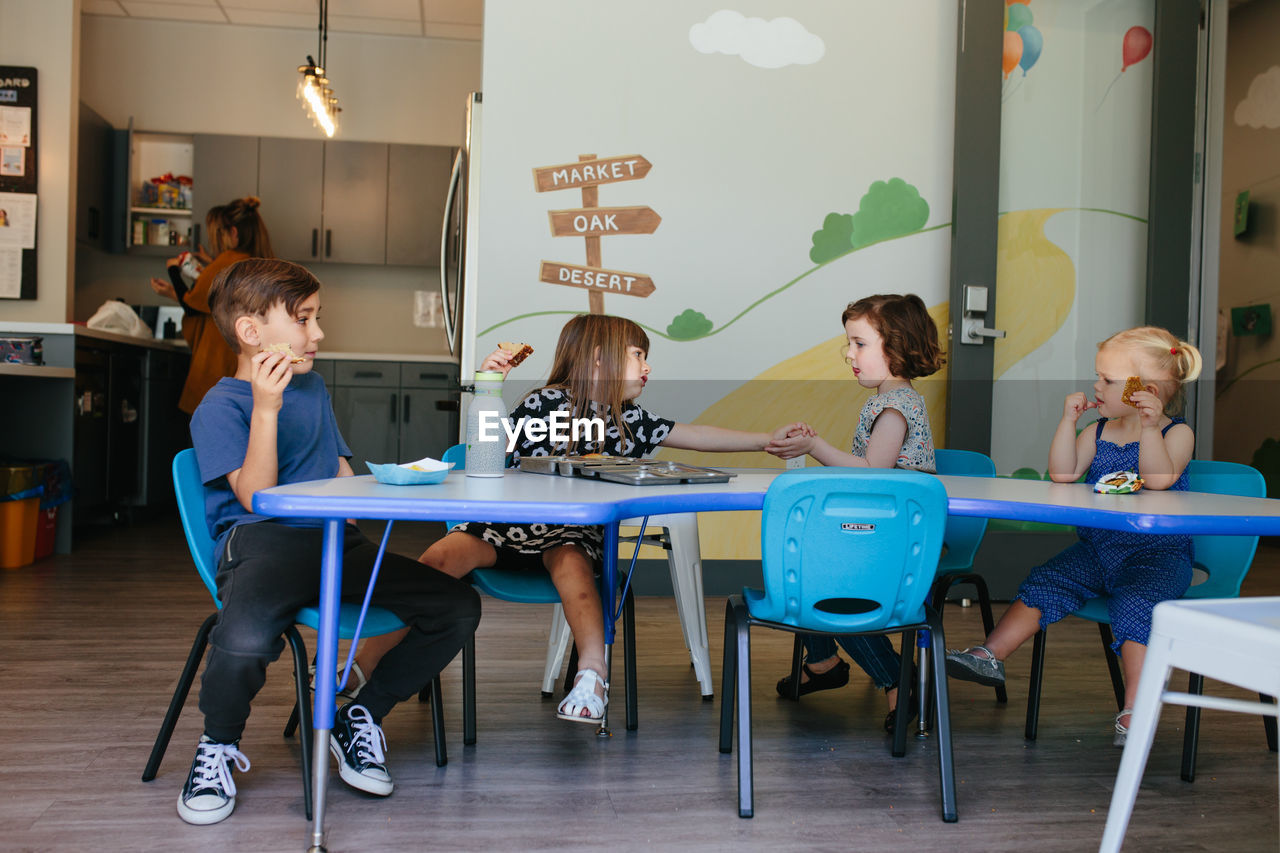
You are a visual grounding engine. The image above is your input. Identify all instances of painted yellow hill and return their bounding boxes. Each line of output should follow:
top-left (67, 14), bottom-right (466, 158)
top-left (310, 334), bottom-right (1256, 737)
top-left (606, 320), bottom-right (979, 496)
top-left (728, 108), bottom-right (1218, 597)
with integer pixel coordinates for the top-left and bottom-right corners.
top-left (993, 208), bottom-right (1075, 378)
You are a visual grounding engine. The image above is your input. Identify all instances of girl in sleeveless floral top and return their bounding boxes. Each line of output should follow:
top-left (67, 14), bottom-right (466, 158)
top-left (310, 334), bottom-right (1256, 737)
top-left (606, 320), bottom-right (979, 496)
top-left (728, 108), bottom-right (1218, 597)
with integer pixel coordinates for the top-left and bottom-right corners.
top-left (946, 326), bottom-right (1203, 745)
top-left (415, 314), bottom-right (794, 725)
top-left (765, 294), bottom-right (944, 735)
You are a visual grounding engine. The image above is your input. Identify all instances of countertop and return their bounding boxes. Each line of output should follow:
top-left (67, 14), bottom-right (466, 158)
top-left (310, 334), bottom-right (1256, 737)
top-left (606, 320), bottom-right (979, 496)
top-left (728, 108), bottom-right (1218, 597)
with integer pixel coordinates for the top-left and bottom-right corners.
top-left (0, 322), bottom-right (458, 364)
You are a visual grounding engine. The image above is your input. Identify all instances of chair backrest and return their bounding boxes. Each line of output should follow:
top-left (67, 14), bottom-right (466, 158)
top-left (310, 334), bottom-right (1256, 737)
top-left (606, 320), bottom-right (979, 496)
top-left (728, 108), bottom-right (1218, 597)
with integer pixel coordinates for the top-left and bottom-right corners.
top-left (748, 467), bottom-right (948, 633)
top-left (173, 448), bottom-right (221, 606)
top-left (933, 448), bottom-right (995, 571)
top-left (1185, 459), bottom-right (1266, 600)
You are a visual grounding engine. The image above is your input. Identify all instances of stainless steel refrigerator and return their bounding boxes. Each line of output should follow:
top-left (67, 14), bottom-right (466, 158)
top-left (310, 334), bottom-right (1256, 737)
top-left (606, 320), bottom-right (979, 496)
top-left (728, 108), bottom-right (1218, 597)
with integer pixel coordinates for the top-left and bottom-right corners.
top-left (440, 91), bottom-right (483, 440)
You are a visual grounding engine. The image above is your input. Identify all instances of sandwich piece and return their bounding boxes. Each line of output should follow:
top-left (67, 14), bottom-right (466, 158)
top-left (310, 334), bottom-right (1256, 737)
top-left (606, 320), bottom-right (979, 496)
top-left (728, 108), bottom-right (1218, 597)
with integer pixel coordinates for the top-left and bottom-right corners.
top-left (1120, 375), bottom-right (1144, 407)
top-left (264, 342), bottom-right (307, 364)
top-left (498, 341), bottom-right (534, 368)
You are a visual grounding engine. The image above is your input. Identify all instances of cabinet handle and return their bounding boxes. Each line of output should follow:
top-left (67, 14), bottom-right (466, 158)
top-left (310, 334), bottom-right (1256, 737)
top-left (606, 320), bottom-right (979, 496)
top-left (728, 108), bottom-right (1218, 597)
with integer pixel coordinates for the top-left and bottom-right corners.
top-left (402, 394), bottom-right (411, 423)
top-left (311, 228), bottom-right (318, 257)
top-left (389, 393), bottom-right (397, 423)
top-left (325, 229), bottom-right (332, 258)
top-left (353, 370), bottom-right (383, 379)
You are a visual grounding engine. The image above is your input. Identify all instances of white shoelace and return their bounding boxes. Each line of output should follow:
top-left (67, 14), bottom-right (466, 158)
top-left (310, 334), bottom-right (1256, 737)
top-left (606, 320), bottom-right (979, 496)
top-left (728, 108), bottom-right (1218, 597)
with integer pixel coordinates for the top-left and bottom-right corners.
top-left (193, 741), bottom-right (250, 797)
top-left (345, 705), bottom-right (387, 765)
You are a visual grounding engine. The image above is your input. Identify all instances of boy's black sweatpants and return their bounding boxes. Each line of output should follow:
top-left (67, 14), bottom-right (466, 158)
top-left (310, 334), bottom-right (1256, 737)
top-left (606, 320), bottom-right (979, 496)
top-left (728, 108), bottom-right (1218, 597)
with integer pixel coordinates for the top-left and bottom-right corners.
top-left (199, 521), bottom-right (480, 744)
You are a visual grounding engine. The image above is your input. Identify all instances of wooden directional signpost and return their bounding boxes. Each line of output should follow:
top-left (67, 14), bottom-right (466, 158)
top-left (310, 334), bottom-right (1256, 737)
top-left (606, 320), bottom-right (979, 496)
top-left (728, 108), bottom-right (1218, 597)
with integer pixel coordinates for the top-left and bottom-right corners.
top-left (534, 154), bottom-right (659, 314)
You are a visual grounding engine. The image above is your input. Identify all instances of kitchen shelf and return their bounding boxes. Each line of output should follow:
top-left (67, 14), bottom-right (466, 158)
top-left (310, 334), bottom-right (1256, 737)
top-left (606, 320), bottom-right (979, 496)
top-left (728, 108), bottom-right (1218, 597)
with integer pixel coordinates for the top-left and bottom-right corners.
top-left (132, 207), bottom-right (192, 216)
top-left (0, 364), bottom-right (75, 378)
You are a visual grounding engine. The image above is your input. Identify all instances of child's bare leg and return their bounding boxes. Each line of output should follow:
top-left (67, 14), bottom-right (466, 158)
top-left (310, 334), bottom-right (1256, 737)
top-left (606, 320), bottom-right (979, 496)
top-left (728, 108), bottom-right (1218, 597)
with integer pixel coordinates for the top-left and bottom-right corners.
top-left (544, 544), bottom-right (606, 701)
top-left (981, 599), bottom-right (1044, 660)
top-left (1117, 640), bottom-right (1146, 727)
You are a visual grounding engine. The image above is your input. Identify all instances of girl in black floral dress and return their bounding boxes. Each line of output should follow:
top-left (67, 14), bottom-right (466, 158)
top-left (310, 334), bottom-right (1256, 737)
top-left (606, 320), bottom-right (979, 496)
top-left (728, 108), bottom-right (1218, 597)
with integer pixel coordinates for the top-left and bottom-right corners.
top-left (416, 314), bottom-right (796, 724)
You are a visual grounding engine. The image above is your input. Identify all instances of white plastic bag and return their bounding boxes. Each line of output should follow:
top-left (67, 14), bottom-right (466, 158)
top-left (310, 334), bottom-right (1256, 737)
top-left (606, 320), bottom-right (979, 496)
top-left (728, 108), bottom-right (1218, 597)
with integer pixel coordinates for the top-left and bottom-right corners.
top-left (87, 300), bottom-right (153, 339)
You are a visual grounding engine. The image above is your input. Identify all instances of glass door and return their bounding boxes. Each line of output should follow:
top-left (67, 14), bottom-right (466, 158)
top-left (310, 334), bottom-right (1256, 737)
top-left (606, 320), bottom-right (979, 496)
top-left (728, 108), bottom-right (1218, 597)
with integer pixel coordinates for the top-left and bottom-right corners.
top-left (948, 0), bottom-right (1206, 474)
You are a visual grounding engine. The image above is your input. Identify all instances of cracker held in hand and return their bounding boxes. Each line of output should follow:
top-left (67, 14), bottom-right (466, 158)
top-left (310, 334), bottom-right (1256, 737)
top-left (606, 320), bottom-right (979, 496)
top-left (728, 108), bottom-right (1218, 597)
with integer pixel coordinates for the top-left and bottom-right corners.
top-left (1120, 375), bottom-right (1144, 407)
top-left (264, 342), bottom-right (306, 364)
top-left (499, 341), bottom-right (534, 367)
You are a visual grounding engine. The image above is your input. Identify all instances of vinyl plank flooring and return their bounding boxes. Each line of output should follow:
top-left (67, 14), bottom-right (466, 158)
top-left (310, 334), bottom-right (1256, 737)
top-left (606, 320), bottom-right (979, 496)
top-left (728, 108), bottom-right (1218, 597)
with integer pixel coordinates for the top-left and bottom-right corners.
top-left (0, 518), bottom-right (1276, 851)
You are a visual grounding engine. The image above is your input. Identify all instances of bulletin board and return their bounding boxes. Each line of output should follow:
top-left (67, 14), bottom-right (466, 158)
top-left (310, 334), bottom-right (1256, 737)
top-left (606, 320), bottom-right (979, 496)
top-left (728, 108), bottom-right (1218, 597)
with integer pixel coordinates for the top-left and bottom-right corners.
top-left (0, 66), bottom-right (37, 300)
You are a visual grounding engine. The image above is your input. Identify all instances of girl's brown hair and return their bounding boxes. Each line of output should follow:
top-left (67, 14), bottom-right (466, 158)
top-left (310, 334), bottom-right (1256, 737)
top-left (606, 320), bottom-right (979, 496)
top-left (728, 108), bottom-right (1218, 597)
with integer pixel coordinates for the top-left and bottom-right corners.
top-left (206, 196), bottom-right (274, 259)
top-left (1099, 325), bottom-right (1203, 415)
top-left (207, 258), bottom-right (320, 353)
top-left (842, 293), bottom-right (945, 379)
top-left (543, 314), bottom-right (651, 453)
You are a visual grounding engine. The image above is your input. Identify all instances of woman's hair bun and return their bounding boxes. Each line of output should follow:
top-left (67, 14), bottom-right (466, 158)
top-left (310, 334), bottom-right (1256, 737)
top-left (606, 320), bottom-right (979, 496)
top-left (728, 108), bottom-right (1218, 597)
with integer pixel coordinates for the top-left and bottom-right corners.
top-left (243, 196), bottom-right (261, 210)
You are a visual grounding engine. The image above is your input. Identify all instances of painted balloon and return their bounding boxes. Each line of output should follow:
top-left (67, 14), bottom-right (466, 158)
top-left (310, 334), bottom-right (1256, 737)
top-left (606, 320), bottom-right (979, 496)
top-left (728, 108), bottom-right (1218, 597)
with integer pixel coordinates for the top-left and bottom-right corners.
top-left (1121, 25), bottom-right (1152, 71)
top-left (1006, 2), bottom-right (1033, 33)
top-left (1003, 30), bottom-right (1023, 79)
top-left (1017, 25), bottom-right (1043, 74)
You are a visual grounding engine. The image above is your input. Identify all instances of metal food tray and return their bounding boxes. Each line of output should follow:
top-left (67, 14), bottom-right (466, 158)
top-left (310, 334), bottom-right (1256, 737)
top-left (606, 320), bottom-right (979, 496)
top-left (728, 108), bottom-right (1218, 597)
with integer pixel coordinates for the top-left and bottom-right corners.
top-left (518, 455), bottom-right (735, 485)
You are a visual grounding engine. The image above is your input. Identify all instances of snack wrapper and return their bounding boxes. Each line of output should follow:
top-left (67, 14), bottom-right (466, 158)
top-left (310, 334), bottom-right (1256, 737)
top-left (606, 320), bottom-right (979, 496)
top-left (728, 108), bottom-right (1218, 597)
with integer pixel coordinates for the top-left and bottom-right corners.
top-left (1094, 470), bottom-right (1143, 494)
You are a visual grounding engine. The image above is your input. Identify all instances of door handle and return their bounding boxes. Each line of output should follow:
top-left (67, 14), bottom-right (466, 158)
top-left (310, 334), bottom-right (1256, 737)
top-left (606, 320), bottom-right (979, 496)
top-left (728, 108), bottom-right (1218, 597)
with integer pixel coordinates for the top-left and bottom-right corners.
top-left (325, 229), bottom-right (332, 258)
top-left (402, 394), bottom-right (410, 423)
top-left (389, 393), bottom-right (397, 423)
top-left (959, 284), bottom-right (1007, 345)
top-left (311, 228), bottom-right (318, 257)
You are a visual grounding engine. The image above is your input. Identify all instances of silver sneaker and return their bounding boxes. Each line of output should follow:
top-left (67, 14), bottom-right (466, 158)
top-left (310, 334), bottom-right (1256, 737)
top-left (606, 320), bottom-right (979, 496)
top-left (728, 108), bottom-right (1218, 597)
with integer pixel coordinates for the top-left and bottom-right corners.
top-left (1113, 709), bottom-right (1132, 747)
top-left (944, 645), bottom-right (1006, 687)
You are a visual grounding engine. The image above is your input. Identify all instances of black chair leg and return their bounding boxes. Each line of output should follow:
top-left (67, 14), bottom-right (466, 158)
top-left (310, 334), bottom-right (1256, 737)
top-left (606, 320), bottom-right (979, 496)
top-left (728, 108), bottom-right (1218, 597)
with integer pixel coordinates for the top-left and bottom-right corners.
top-left (731, 598), bottom-right (754, 818)
top-left (624, 587), bottom-right (638, 731)
top-left (1263, 693), bottom-right (1278, 752)
top-left (891, 632), bottom-right (913, 757)
top-left (1025, 628), bottom-right (1046, 740)
top-left (784, 635), bottom-right (804, 701)
top-left (1097, 623), bottom-right (1126, 709)
top-left (564, 643), bottom-right (579, 695)
top-left (418, 682), bottom-right (433, 703)
top-left (284, 625), bottom-right (314, 822)
top-left (462, 632), bottom-right (477, 746)
top-left (926, 608), bottom-right (959, 822)
top-left (429, 676), bottom-right (447, 767)
top-left (718, 598), bottom-right (738, 754)
top-left (1180, 671), bottom-right (1204, 782)
top-left (143, 613), bottom-right (216, 782)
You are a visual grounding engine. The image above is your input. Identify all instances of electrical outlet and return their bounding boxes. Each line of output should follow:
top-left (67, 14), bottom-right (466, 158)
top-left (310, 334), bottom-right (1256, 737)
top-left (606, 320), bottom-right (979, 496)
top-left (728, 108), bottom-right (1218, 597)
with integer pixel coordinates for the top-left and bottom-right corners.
top-left (413, 290), bottom-right (443, 328)
top-left (786, 456), bottom-right (805, 470)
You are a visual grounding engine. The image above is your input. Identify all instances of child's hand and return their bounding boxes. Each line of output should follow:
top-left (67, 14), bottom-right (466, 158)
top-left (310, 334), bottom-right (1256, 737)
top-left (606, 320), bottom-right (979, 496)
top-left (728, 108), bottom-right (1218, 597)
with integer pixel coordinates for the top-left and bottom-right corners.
top-left (249, 350), bottom-right (292, 413)
top-left (766, 423), bottom-right (815, 459)
top-left (1129, 388), bottom-right (1163, 429)
top-left (479, 347), bottom-right (516, 377)
top-left (1063, 391), bottom-right (1098, 422)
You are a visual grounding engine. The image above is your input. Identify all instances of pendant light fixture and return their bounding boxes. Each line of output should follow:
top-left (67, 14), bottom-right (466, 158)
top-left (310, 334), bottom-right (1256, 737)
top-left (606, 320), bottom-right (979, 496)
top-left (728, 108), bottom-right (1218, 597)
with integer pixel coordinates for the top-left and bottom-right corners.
top-left (296, 0), bottom-right (340, 137)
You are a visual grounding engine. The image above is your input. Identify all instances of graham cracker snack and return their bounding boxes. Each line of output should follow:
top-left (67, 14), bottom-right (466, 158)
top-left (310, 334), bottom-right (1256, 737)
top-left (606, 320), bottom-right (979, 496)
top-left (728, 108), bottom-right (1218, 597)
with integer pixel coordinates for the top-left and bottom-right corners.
top-left (264, 342), bottom-right (306, 364)
top-left (498, 341), bottom-right (534, 367)
top-left (1120, 375), bottom-right (1144, 407)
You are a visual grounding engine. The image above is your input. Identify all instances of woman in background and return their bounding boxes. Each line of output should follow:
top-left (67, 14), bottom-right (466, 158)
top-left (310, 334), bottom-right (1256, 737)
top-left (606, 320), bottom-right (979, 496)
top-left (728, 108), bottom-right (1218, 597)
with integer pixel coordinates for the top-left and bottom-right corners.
top-left (151, 196), bottom-right (274, 414)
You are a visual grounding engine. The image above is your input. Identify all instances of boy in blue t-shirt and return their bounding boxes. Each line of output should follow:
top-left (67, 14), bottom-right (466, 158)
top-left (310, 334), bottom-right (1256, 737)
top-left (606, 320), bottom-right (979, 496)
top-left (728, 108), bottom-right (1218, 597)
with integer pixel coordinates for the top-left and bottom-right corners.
top-left (179, 257), bottom-right (480, 826)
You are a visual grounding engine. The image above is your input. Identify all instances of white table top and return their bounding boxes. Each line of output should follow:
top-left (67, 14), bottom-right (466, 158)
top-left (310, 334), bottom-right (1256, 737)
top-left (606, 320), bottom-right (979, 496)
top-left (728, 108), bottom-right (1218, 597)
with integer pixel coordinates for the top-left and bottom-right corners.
top-left (254, 468), bottom-right (1280, 535)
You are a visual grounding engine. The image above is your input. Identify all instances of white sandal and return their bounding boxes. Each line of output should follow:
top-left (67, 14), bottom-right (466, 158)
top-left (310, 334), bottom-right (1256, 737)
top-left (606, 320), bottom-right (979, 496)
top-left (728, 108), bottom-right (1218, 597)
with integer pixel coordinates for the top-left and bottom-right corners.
top-left (309, 661), bottom-right (368, 701)
top-left (1113, 708), bottom-right (1133, 747)
top-left (556, 668), bottom-right (609, 723)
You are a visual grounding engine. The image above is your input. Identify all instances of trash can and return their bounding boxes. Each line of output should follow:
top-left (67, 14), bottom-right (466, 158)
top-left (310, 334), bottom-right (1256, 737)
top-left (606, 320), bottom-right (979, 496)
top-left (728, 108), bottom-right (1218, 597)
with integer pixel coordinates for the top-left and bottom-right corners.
top-left (33, 460), bottom-right (72, 560)
top-left (0, 484), bottom-right (42, 569)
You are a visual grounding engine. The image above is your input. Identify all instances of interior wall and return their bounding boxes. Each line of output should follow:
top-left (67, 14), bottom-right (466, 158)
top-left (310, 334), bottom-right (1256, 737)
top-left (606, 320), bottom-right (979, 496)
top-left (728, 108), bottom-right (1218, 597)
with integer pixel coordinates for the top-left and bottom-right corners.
top-left (73, 14), bottom-right (481, 354)
top-left (0, 0), bottom-right (79, 323)
top-left (1215, 0), bottom-right (1280, 467)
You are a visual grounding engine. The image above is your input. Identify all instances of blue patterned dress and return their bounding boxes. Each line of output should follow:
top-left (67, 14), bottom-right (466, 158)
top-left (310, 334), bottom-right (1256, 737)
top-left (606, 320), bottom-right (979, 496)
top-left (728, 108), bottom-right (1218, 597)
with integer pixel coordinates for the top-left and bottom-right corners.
top-left (1015, 417), bottom-right (1193, 648)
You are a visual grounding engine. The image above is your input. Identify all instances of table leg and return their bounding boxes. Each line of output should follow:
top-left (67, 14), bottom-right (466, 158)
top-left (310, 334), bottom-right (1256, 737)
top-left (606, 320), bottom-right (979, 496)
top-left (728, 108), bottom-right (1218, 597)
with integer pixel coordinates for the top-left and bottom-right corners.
top-left (307, 519), bottom-right (344, 852)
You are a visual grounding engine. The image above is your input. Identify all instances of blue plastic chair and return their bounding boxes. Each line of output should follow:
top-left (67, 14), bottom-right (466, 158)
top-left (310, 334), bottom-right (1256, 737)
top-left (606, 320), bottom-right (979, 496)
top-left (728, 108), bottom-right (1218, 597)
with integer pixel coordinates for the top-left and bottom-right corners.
top-left (1023, 460), bottom-right (1278, 775)
top-left (142, 450), bottom-right (447, 820)
top-left (440, 444), bottom-right (637, 741)
top-left (718, 468), bottom-right (957, 821)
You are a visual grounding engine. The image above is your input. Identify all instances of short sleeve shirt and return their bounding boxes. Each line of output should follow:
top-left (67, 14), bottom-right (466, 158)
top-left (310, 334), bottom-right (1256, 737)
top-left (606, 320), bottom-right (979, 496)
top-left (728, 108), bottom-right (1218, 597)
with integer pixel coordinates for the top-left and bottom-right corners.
top-left (190, 371), bottom-right (350, 561)
top-left (507, 388), bottom-right (674, 462)
top-left (851, 385), bottom-right (935, 472)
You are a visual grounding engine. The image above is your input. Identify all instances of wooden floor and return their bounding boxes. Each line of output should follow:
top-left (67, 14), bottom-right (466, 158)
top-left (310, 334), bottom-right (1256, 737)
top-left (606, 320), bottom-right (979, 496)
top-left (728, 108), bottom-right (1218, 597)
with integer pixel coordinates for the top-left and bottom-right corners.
top-left (2, 518), bottom-right (1277, 853)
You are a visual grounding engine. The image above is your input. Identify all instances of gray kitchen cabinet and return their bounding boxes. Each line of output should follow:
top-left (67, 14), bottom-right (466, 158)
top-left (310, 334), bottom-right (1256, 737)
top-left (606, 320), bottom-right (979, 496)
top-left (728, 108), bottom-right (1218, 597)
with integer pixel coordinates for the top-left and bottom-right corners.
top-left (386, 144), bottom-right (453, 266)
top-left (76, 103), bottom-right (113, 250)
top-left (258, 136), bottom-right (324, 262)
top-left (330, 361), bottom-right (458, 475)
top-left (193, 133), bottom-right (260, 249)
top-left (323, 141), bottom-right (389, 265)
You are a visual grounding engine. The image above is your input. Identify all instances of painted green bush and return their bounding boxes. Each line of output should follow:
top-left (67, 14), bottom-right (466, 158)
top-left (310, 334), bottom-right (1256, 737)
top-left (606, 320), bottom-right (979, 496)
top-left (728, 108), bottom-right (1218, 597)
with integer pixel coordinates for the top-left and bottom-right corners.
top-left (850, 178), bottom-right (930, 249)
top-left (667, 309), bottom-right (714, 341)
top-left (809, 212), bottom-right (855, 264)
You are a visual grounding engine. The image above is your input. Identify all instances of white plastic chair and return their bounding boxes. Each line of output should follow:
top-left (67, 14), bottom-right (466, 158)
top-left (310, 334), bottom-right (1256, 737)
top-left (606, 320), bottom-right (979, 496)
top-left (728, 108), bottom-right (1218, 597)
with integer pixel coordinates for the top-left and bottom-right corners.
top-left (540, 512), bottom-right (712, 698)
top-left (1099, 597), bottom-right (1280, 852)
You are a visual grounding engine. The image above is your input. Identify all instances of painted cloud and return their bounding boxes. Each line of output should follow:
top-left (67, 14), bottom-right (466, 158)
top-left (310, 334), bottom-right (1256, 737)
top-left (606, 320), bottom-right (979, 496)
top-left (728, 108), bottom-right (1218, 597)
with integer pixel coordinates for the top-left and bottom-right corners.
top-left (689, 10), bottom-right (825, 69)
top-left (1234, 65), bottom-right (1280, 129)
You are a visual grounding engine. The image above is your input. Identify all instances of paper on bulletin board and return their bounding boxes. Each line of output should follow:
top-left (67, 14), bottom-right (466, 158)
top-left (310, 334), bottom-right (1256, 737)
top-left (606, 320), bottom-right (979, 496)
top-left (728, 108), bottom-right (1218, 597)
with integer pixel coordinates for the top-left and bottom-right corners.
top-left (0, 106), bottom-right (31, 146)
top-left (0, 147), bottom-right (23, 177)
top-left (0, 248), bottom-right (21, 298)
top-left (0, 191), bottom-right (36, 248)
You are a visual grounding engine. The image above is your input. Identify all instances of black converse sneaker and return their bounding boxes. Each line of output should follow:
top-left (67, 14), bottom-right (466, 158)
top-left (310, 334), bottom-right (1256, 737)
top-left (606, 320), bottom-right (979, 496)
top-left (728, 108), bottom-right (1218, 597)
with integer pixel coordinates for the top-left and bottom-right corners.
top-left (177, 735), bottom-right (250, 825)
top-left (329, 702), bottom-right (393, 796)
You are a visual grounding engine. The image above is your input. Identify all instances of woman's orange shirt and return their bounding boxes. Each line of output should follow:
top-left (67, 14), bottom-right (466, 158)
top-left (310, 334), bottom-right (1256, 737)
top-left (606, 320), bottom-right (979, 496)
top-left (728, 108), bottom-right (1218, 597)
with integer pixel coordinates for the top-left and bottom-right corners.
top-left (177, 250), bottom-right (248, 414)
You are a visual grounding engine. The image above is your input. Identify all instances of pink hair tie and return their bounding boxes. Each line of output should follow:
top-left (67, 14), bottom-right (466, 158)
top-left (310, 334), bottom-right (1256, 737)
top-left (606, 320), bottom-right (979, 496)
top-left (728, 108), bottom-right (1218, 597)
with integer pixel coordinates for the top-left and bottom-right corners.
top-left (1170, 347), bottom-right (1178, 355)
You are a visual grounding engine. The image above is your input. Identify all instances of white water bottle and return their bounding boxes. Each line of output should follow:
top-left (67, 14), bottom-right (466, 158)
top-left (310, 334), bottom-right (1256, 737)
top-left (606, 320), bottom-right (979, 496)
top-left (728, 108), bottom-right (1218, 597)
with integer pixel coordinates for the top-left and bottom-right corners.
top-left (465, 370), bottom-right (507, 477)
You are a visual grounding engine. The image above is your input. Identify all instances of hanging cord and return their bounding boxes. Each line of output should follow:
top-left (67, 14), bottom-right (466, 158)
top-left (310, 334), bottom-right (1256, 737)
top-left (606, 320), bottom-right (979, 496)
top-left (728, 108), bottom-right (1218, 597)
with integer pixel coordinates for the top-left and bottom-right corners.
top-left (614, 516), bottom-right (649, 622)
top-left (337, 519), bottom-right (394, 693)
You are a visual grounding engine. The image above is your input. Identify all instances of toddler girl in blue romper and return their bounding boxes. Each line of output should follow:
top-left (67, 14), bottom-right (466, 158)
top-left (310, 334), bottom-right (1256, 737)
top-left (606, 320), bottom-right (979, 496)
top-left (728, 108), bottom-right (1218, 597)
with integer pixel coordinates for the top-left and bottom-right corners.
top-left (946, 326), bottom-right (1203, 745)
